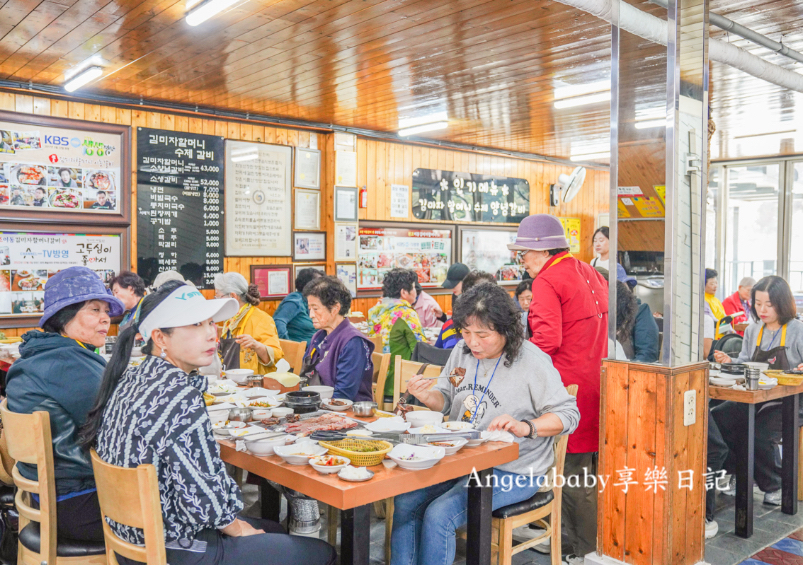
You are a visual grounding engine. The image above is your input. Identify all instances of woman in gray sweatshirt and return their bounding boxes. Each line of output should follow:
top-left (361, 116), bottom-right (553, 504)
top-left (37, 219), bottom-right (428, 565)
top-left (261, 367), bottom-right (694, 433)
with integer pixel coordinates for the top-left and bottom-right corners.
top-left (391, 283), bottom-right (580, 565)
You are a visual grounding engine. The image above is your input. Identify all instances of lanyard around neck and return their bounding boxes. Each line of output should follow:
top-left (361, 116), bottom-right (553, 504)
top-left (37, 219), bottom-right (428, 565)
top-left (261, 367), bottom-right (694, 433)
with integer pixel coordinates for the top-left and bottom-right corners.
top-left (470, 356), bottom-right (502, 424)
top-left (757, 324), bottom-right (786, 351)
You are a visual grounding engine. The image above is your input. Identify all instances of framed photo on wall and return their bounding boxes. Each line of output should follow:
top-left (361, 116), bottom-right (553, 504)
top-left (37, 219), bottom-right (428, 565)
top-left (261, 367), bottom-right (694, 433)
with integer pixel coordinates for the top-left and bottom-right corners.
top-left (336, 263), bottom-right (357, 298)
top-left (292, 231), bottom-right (326, 261)
top-left (294, 147), bottom-right (321, 189)
top-left (250, 264), bottom-right (292, 300)
top-left (334, 222), bottom-right (358, 262)
top-left (294, 188), bottom-right (321, 230)
top-left (293, 263), bottom-right (326, 282)
top-left (334, 186), bottom-right (358, 222)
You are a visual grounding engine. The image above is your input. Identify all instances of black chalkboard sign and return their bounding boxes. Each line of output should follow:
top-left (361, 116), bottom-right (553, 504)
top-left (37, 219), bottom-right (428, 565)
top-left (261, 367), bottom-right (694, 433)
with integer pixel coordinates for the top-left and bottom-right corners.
top-left (411, 168), bottom-right (529, 223)
top-left (136, 128), bottom-right (224, 289)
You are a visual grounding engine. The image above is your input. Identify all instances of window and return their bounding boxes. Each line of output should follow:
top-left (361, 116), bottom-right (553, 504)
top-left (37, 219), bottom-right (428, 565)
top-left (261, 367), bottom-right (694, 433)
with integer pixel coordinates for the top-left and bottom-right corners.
top-left (790, 162), bottom-right (803, 292)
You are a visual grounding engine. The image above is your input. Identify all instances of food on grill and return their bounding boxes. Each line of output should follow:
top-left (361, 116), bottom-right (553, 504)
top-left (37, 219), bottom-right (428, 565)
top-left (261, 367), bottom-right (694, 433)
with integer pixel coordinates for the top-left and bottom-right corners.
top-left (328, 399), bottom-right (348, 406)
top-left (449, 367), bottom-right (466, 387)
top-left (285, 414), bottom-right (300, 423)
top-left (260, 417), bottom-right (281, 426)
top-left (283, 413), bottom-right (358, 436)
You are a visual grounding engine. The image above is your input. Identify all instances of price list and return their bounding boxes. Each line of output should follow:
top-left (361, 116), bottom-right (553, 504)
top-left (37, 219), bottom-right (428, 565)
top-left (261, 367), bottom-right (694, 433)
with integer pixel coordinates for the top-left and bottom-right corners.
top-left (136, 128), bottom-right (225, 289)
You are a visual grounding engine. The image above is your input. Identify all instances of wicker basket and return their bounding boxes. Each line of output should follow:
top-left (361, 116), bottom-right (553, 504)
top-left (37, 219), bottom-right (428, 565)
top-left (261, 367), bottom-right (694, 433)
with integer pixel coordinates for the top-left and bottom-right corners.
top-left (775, 374), bottom-right (803, 387)
top-left (318, 439), bottom-right (393, 467)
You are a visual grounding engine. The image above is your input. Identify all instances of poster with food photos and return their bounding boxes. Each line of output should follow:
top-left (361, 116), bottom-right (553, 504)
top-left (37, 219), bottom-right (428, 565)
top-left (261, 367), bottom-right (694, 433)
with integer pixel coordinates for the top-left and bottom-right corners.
top-left (357, 227), bottom-right (452, 290)
top-left (0, 231), bottom-right (121, 318)
top-left (0, 120), bottom-right (121, 213)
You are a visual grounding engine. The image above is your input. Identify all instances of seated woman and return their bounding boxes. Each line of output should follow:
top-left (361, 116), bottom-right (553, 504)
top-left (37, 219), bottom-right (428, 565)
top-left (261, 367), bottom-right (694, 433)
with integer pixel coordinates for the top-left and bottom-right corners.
top-left (79, 282), bottom-right (336, 565)
top-left (515, 279), bottom-right (533, 328)
top-left (273, 267), bottom-right (322, 343)
top-left (413, 282), bottom-right (445, 329)
top-left (713, 275), bottom-right (803, 506)
top-left (6, 266), bottom-right (124, 542)
top-left (301, 276), bottom-right (374, 401)
top-left (615, 281), bottom-right (638, 359)
top-left (109, 270), bottom-right (147, 332)
top-left (214, 272), bottom-right (283, 372)
top-left (393, 284), bottom-right (580, 565)
top-left (368, 268), bottom-right (427, 401)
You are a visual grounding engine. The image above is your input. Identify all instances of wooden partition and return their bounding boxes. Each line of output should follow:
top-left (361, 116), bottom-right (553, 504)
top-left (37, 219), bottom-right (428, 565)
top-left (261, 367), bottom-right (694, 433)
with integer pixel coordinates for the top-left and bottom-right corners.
top-left (596, 360), bottom-right (708, 565)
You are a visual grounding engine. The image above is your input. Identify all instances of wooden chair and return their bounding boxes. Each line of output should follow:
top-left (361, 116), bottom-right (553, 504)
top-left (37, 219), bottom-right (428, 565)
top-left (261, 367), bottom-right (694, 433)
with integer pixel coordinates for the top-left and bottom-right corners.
top-left (278, 339), bottom-right (307, 373)
top-left (90, 450), bottom-right (166, 565)
top-left (392, 357), bottom-right (442, 409)
top-left (371, 351), bottom-right (391, 410)
top-left (490, 384), bottom-right (579, 565)
top-left (367, 335), bottom-right (384, 355)
top-left (0, 399), bottom-right (107, 565)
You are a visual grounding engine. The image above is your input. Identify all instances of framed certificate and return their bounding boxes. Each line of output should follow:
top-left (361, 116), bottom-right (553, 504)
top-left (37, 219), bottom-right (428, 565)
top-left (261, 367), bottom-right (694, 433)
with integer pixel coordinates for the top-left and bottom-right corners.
top-left (334, 186), bottom-right (359, 222)
top-left (250, 265), bottom-right (292, 300)
top-left (336, 263), bottom-right (357, 298)
top-left (294, 188), bottom-right (321, 230)
top-left (334, 222), bottom-right (358, 262)
top-left (292, 231), bottom-right (326, 261)
top-left (294, 147), bottom-right (320, 189)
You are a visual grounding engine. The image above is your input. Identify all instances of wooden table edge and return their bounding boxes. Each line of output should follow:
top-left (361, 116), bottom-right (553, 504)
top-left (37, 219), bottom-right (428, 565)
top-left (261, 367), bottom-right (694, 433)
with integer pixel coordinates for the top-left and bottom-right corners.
top-left (709, 383), bottom-right (803, 404)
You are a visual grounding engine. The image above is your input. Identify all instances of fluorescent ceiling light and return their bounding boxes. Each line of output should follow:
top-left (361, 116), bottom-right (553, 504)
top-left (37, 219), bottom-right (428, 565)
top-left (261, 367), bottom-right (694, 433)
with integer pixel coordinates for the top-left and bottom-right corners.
top-left (398, 111), bottom-right (449, 130)
top-left (554, 80), bottom-right (610, 100)
top-left (635, 119), bottom-right (666, 129)
top-left (734, 130), bottom-right (796, 139)
top-left (571, 143), bottom-right (609, 156)
top-left (186, 0), bottom-right (240, 26)
top-left (398, 121), bottom-right (448, 137)
top-left (64, 66), bottom-right (103, 92)
top-left (570, 152), bottom-right (610, 162)
top-left (231, 153), bottom-right (259, 163)
top-left (554, 91), bottom-right (611, 109)
top-left (64, 55), bottom-right (106, 82)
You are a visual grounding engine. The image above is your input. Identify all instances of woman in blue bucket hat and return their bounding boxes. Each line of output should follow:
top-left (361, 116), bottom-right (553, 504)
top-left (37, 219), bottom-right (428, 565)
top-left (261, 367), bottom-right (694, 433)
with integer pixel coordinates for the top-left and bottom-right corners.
top-left (5, 266), bottom-right (123, 543)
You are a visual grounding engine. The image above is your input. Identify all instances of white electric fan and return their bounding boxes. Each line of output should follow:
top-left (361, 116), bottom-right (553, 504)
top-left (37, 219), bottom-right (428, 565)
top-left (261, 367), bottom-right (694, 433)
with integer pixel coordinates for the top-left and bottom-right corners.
top-left (549, 166), bottom-right (586, 206)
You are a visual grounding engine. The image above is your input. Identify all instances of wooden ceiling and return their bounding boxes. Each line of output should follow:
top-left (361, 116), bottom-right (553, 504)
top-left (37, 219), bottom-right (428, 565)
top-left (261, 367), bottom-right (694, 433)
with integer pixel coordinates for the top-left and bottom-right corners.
top-left (0, 0), bottom-right (801, 161)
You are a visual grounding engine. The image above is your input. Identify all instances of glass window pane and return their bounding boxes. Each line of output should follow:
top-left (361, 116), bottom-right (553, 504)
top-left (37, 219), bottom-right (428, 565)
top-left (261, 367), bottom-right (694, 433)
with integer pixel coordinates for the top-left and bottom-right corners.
top-left (723, 164), bottom-right (780, 298)
top-left (706, 166), bottom-right (719, 273)
top-left (790, 162), bottom-right (803, 293)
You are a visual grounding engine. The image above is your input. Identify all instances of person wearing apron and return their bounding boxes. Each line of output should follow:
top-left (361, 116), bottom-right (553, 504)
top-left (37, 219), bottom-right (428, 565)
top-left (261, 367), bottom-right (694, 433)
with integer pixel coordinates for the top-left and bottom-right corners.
top-left (712, 275), bottom-right (803, 507)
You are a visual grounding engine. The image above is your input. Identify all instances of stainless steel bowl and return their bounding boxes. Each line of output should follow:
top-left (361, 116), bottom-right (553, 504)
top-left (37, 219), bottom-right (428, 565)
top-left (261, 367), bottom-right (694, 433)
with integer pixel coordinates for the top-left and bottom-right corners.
top-left (228, 407), bottom-right (253, 422)
top-left (352, 401), bottom-right (377, 417)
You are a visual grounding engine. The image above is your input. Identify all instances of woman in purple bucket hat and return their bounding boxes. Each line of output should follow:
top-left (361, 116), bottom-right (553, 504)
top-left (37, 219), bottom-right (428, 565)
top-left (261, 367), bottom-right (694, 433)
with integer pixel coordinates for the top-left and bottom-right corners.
top-left (5, 266), bottom-right (124, 544)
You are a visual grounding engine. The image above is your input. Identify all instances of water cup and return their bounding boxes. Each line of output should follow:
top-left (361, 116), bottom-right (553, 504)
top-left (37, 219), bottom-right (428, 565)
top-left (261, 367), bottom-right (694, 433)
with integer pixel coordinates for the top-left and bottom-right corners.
top-left (745, 367), bottom-right (761, 391)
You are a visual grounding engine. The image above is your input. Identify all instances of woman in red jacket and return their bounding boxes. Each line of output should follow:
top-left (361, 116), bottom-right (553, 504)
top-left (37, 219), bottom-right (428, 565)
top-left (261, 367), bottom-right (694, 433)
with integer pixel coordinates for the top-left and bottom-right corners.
top-left (509, 214), bottom-right (608, 564)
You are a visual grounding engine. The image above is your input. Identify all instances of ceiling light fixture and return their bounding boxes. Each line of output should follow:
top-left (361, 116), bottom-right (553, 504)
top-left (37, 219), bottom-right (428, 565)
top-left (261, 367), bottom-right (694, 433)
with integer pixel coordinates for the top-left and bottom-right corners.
top-left (186, 0), bottom-right (240, 26)
top-left (554, 80), bottom-right (610, 100)
top-left (398, 121), bottom-right (449, 137)
top-left (64, 66), bottom-right (103, 92)
top-left (554, 91), bottom-right (612, 109)
top-left (570, 151), bottom-right (610, 162)
top-left (398, 111), bottom-right (449, 130)
top-left (635, 119), bottom-right (666, 129)
top-left (734, 130), bottom-right (796, 139)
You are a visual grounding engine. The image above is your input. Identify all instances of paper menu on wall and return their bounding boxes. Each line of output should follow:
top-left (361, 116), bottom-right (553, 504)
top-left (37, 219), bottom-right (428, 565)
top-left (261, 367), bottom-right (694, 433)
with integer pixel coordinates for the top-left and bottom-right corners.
top-left (390, 184), bottom-right (409, 218)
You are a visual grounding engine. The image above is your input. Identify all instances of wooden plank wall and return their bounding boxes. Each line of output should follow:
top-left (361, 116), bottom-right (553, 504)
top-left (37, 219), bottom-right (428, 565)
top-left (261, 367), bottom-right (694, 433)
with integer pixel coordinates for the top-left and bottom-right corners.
top-left (618, 141), bottom-right (665, 253)
top-left (598, 361), bottom-right (707, 565)
top-left (0, 93), bottom-right (611, 334)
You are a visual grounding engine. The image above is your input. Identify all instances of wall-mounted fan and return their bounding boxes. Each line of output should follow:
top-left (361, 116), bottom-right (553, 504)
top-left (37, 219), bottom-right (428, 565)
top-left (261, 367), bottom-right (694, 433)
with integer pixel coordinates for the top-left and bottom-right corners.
top-left (549, 166), bottom-right (587, 206)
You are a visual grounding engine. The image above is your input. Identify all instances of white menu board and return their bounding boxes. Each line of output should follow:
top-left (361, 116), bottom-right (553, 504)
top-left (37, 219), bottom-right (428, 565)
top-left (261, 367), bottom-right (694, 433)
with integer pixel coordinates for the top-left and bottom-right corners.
top-left (0, 120), bottom-right (122, 213)
top-left (0, 230), bottom-right (122, 318)
top-left (224, 141), bottom-right (292, 256)
top-left (357, 226), bottom-right (451, 289)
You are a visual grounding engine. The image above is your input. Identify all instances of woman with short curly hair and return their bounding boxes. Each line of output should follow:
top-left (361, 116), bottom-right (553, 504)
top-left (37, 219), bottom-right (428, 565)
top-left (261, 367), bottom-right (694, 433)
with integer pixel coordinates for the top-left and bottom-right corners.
top-left (367, 268), bottom-right (427, 401)
top-left (394, 283), bottom-right (580, 565)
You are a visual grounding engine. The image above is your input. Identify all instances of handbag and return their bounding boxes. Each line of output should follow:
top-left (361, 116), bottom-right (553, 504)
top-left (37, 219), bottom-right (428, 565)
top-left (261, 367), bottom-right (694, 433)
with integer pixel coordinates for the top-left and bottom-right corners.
top-left (218, 330), bottom-right (241, 370)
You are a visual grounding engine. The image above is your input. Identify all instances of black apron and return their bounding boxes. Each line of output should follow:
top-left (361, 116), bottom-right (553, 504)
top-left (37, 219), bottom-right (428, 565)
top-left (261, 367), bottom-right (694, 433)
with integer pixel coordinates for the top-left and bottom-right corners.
top-left (299, 346), bottom-right (324, 388)
top-left (752, 324), bottom-right (790, 371)
top-left (218, 330), bottom-right (241, 370)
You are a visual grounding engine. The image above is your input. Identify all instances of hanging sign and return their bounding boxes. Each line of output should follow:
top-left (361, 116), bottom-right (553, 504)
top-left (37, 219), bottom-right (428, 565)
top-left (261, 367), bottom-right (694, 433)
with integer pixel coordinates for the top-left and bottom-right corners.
top-left (411, 168), bottom-right (529, 223)
top-left (136, 128), bottom-right (224, 289)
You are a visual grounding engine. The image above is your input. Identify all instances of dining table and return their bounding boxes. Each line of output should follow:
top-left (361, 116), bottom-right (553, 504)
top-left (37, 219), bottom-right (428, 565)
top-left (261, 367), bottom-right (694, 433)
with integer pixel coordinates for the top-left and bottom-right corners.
top-left (217, 409), bottom-right (519, 565)
top-left (709, 382), bottom-right (803, 538)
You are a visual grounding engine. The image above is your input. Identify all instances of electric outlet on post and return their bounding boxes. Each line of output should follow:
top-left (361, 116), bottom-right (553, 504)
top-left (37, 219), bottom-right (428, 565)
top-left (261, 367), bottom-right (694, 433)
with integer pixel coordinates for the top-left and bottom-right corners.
top-left (683, 390), bottom-right (696, 426)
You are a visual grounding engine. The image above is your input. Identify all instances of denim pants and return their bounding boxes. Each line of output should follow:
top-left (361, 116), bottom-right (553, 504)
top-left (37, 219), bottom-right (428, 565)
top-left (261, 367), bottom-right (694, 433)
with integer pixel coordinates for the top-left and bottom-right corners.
top-left (391, 469), bottom-right (542, 565)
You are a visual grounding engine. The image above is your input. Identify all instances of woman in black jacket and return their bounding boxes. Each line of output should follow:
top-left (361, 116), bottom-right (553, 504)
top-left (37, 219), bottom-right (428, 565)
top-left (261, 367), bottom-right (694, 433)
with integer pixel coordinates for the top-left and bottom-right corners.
top-left (5, 266), bottom-right (124, 542)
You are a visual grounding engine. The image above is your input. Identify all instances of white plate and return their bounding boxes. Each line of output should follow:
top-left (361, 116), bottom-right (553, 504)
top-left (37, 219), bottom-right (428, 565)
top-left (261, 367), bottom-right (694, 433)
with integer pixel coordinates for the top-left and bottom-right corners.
top-left (408, 426), bottom-right (450, 435)
top-left (366, 417), bottom-right (411, 433)
top-left (442, 421), bottom-right (475, 432)
top-left (310, 456), bottom-right (350, 474)
top-left (242, 387), bottom-right (280, 398)
top-left (426, 437), bottom-right (468, 456)
top-left (228, 426), bottom-right (266, 438)
top-left (247, 397), bottom-right (282, 409)
top-left (710, 376), bottom-right (739, 387)
top-left (338, 467), bottom-right (375, 482)
top-left (322, 398), bottom-right (354, 412)
top-left (465, 433), bottom-right (490, 447)
top-left (388, 443), bottom-right (445, 470)
top-left (274, 443), bottom-right (328, 465)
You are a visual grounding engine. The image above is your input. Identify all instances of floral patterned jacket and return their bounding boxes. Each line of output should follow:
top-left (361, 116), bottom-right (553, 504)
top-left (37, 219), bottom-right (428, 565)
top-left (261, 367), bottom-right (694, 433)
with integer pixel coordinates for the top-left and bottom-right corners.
top-left (367, 297), bottom-right (427, 352)
top-left (95, 356), bottom-right (242, 545)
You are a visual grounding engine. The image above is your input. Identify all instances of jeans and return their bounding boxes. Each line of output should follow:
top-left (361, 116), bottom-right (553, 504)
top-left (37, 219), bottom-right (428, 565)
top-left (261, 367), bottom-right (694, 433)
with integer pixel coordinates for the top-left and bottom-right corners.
top-left (706, 412), bottom-right (729, 521)
top-left (32, 490), bottom-right (104, 542)
top-left (390, 469), bottom-right (542, 565)
top-left (116, 517), bottom-right (336, 565)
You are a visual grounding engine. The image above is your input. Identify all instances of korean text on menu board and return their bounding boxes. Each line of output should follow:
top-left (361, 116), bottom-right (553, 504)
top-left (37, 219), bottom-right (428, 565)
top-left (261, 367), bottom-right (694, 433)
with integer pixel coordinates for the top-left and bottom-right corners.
top-left (0, 120), bottom-right (122, 214)
top-left (0, 232), bottom-right (121, 318)
top-left (136, 128), bottom-right (224, 290)
top-left (357, 227), bottom-right (452, 289)
top-left (411, 169), bottom-right (529, 223)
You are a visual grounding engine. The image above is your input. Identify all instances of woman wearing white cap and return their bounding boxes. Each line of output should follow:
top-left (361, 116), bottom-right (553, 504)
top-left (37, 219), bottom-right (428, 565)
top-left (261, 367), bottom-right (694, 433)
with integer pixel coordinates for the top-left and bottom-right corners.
top-left (78, 281), bottom-right (336, 565)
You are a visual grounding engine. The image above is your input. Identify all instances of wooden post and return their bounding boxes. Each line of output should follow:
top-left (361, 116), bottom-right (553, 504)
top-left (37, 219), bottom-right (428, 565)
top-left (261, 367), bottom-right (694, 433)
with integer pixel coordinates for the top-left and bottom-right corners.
top-left (589, 360), bottom-right (708, 565)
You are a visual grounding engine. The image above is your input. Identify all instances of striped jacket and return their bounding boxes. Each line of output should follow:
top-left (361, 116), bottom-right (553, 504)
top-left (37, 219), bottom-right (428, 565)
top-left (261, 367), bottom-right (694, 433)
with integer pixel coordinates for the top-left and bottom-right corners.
top-left (95, 356), bottom-right (242, 545)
